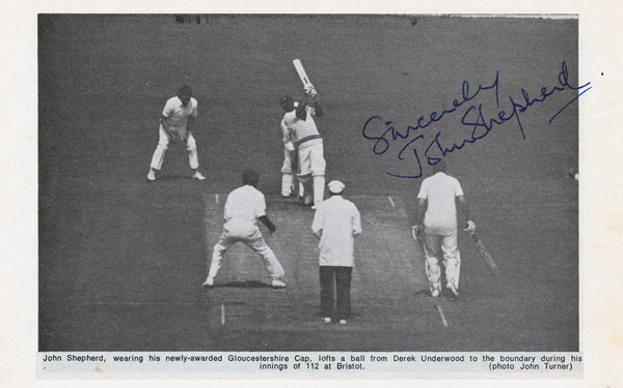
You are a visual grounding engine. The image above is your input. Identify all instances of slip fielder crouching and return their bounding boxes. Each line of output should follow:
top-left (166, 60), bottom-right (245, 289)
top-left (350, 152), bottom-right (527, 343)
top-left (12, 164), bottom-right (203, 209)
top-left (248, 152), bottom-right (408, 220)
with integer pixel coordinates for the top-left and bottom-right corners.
top-left (147, 84), bottom-right (206, 182)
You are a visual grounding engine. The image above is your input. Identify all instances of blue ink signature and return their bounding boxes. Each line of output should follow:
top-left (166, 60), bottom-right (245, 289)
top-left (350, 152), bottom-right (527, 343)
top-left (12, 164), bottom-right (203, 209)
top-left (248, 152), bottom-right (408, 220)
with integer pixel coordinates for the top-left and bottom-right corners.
top-left (361, 61), bottom-right (592, 179)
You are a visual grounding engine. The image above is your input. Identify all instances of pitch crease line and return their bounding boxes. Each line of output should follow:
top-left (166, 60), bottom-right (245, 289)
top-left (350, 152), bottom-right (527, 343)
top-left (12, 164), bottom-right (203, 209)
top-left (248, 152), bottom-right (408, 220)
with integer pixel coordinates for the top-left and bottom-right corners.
top-left (202, 194), bottom-right (213, 288)
top-left (221, 304), bottom-right (226, 326)
top-left (215, 194), bottom-right (219, 205)
top-left (388, 196), bottom-right (396, 208)
top-left (435, 305), bottom-right (449, 328)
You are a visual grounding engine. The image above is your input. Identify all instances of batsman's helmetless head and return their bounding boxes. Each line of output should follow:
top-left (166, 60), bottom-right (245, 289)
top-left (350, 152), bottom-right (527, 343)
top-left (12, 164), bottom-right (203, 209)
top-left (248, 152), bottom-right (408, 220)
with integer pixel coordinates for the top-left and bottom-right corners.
top-left (432, 159), bottom-right (448, 174)
top-left (178, 84), bottom-right (193, 106)
top-left (295, 101), bottom-right (307, 120)
top-left (242, 169), bottom-right (260, 187)
top-left (280, 95), bottom-right (295, 112)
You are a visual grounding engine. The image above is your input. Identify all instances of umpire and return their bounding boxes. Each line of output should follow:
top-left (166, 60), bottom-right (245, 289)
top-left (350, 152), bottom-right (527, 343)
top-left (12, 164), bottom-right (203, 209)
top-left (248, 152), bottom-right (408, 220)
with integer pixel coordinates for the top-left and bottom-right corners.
top-left (311, 180), bottom-right (362, 324)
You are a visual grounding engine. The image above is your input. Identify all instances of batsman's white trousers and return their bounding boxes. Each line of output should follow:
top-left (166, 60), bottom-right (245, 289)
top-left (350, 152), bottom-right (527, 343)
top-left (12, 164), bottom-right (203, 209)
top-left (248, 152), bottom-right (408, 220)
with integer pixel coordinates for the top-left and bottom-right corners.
top-left (297, 141), bottom-right (326, 205)
top-left (297, 142), bottom-right (325, 177)
top-left (150, 125), bottom-right (199, 171)
top-left (208, 219), bottom-right (285, 280)
top-left (423, 233), bottom-right (461, 289)
top-left (281, 148), bottom-right (302, 197)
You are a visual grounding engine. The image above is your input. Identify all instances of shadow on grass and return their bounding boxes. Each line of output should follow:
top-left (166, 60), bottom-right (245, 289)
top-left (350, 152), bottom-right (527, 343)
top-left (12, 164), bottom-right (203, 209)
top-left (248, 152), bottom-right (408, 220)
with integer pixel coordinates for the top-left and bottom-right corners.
top-left (153, 175), bottom-right (193, 181)
top-left (218, 280), bottom-right (273, 288)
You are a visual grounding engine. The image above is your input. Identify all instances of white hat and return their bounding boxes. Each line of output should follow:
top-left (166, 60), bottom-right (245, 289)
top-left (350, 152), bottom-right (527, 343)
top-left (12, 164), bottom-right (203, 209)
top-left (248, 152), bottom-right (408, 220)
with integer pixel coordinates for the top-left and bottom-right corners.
top-left (327, 180), bottom-right (345, 194)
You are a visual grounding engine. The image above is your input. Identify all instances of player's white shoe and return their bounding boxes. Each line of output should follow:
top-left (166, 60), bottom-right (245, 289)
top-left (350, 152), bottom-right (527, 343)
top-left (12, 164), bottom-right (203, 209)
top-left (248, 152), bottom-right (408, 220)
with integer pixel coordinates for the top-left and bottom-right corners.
top-left (146, 169), bottom-right (156, 181)
top-left (271, 279), bottom-right (287, 288)
top-left (322, 317), bottom-right (332, 324)
top-left (192, 171), bottom-right (206, 181)
top-left (202, 277), bottom-right (214, 287)
top-left (339, 319), bottom-right (347, 325)
top-left (431, 288), bottom-right (440, 298)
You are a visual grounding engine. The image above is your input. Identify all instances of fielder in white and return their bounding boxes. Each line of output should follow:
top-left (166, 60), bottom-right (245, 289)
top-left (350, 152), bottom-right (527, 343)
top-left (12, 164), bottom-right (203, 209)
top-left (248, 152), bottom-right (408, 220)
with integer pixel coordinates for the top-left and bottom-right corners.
top-left (203, 170), bottom-right (286, 288)
top-left (281, 91), bottom-right (325, 208)
top-left (312, 180), bottom-right (362, 324)
top-left (412, 160), bottom-right (476, 300)
top-left (147, 84), bottom-right (206, 181)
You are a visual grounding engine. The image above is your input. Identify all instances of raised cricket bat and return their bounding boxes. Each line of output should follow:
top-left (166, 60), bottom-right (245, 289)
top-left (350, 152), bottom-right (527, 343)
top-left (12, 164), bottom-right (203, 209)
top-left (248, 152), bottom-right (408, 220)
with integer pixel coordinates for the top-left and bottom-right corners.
top-left (468, 232), bottom-right (500, 276)
top-left (292, 59), bottom-right (316, 91)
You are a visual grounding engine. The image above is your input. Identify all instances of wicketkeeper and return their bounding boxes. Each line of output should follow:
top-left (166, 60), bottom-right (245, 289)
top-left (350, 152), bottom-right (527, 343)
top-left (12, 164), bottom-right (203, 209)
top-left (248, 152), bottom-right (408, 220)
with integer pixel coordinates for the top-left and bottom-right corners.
top-left (279, 95), bottom-right (302, 197)
top-left (412, 160), bottom-right (476, 300)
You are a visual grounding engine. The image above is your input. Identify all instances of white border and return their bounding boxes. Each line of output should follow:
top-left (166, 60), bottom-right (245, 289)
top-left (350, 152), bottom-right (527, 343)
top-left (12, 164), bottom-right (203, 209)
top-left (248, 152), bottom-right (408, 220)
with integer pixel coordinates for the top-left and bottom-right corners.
top-left (2, 0), bottom-right (622, 387)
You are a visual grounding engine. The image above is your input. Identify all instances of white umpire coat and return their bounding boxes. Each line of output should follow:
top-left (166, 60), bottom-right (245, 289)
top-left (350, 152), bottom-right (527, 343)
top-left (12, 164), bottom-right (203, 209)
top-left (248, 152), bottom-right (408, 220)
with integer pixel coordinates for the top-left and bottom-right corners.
top-left (311, 195), bottom-right (362, 267)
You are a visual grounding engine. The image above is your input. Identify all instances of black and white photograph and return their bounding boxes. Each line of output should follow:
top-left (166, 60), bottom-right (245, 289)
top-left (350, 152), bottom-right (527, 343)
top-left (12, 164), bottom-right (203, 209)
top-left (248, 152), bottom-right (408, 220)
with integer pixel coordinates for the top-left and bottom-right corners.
top-left (38, 13), bottom-right (582, 354)
top-left (0, 0), bottom-right (614, 383)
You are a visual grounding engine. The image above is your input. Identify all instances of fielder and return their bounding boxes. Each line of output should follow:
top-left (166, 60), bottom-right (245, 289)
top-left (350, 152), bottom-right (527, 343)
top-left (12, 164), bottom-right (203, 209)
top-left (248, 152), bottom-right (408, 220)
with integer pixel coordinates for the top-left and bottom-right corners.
top-left (412, 160), bottom-right (476, 300)
top-left (203, 170), bottom-right (286, 289)
top-left (281, 91), bottom-right (325, 208)
top-left (147, 84), bottom-right (206, 181)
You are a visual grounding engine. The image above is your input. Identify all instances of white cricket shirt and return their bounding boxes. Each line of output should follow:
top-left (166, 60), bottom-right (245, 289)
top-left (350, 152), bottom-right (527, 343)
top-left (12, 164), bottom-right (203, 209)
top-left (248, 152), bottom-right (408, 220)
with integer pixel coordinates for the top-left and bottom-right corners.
top-left (311, 195), bottom-right (362, 267)
top-left (162, 96), bottom-right (198, 133)
top-left (224, 185), bottom-right (266, 224)
top-left (283, 107), bottom-right (321, 149)
top-left (417, 172), bottom-right (464, 236)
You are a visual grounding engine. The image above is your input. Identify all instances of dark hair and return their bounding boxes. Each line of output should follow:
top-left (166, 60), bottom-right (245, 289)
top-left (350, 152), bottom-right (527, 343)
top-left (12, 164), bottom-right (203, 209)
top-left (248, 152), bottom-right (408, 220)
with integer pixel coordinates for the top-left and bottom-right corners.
top-left (295, 100), bottom-right (308, 120)
top-left (432, 159), bottom-right (447, 173)
top-left (280, 95), bottom-right (294, 111)
top-left (178, 84), bottom-right (193, 97)
top-left (242, 169), bottom-right (259, 186)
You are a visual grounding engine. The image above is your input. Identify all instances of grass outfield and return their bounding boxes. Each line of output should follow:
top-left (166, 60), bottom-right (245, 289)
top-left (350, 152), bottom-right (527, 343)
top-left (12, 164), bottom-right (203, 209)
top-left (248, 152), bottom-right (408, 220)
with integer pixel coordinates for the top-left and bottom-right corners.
top-left (39, 15), bottom-right (578, 351)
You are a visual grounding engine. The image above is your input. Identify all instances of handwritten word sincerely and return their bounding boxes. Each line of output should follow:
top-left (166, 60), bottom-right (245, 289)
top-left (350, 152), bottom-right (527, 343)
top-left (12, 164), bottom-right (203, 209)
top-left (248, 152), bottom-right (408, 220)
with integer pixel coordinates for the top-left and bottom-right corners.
top-left (361, 61), bottom-right (591, 179)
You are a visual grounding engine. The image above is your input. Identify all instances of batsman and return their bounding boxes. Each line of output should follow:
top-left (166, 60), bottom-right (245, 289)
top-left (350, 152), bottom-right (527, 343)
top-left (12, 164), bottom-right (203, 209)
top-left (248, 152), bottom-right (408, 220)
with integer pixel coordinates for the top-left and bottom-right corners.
top-left (412, 160), bottom-right (476, 300)
top-left (280, 89), bottom-right (325, 208)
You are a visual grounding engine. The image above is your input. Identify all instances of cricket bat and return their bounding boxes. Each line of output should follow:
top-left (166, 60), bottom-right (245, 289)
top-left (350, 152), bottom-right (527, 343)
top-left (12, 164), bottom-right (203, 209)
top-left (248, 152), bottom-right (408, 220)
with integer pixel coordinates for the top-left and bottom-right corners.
top-left (468, 231), bottom-right (500, 276)
top-left (292, 59), bottom-right (316, 92)
top-left (411, 226), bottom-right (430, 258)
